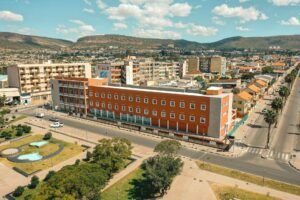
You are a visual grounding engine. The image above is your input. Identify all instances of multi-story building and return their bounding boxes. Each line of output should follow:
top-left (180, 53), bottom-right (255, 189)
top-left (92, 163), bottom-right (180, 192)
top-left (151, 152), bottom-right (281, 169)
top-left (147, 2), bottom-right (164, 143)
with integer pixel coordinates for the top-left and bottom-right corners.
top-left (95, 62), bottom-right (124, 85)
top-left (88, 85), bottom-right (233, 140)
top-left (233, 91), bottom-right (253, 117)
top-left (187, 57), bottom-right (200, 73)
top-left (51, 77), bottom-right (107, 115)
top-left (199, 56), bottom-right (211, 73)
top-left (7, 62), bottom-right (91, 104)
top-left (210, 56), bottom-right (226, 75)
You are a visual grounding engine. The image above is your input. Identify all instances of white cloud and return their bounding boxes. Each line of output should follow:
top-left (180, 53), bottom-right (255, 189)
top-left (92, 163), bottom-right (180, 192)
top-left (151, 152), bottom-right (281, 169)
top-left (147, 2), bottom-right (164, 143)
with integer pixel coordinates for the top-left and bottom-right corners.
top-left (0, 10), bottom-right (23, 22)
top-left (174, 22), bottom-right (188, 28)
top-left (186, 24), bottom-right (218, 36)
top-left (195, 5), bottom-right (202, 9)
top-left (236, 26), bottom-right (251, 31)
top-left (269, 0), bottom-right (300, 6)
top-left (113, 22), bottom-right (128, 30)
top-left (169, 3), bottom-right (192, 17)
top-left (83, 8), bottom-right (94, 13)
top-left (212, 16), bottom-right (225, 26)
top-left (106, 4), bottom-right (142, 20)
top-left (96, 0), bottom-right (107, 9)
top-left (281, 17), bottom-right (300, 25)
top-left (239, 0), bottom-right (250, 2)
top-left (212, 4), bottom-right (268, 23)
top-left (83, 0), bottom-right (91, 6)
top-left (134, 28), bottom-right (181, 39)
top-left (56, 20), bottom-right (95, 36)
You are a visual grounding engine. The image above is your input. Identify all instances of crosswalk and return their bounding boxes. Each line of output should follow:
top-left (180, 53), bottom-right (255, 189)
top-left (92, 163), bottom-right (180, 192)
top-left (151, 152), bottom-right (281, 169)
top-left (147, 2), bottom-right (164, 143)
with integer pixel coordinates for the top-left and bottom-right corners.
top-left (243, 147), bottom-right (291, 162)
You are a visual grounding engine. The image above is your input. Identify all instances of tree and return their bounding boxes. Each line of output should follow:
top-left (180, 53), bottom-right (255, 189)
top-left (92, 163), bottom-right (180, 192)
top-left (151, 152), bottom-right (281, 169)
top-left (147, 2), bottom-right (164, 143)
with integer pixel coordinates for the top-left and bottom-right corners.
top-left (241, 72), bottom-right (255, 80)
top-left (85, 151), bottom-right (92, 162)
top-left (232, 88), bottom-right (240, 94)
top-left (140, 156), bottom-right (183, 198)
top-left (43, 132), bottom-right (52, 140)
top-left (29, 175), bottom-right (39, 189)
top-left (271, 98), bottom-right (283, 127)
top-left (264, 110), bottom-right (277, 149)
top-left (92, 138), bottom-right (132, 175)
top-left (285, 74), bottom-right (293, 88)
top-left (194, 76), bottom-right (203, 82)
top-left (154, 140), bottom-right (182, 157)
top-left (262, 66), bottom-right (274, 74)
top-left (44, 170), bottom-right (56, 182)
top-left (13, 186), bottom-right (24, 197)
top-left (22, 125), bottom-right (31, 133)
top-left (16, 128), bottom-right (24, 137)
top-left (279, 86), bottom-right (290, 103)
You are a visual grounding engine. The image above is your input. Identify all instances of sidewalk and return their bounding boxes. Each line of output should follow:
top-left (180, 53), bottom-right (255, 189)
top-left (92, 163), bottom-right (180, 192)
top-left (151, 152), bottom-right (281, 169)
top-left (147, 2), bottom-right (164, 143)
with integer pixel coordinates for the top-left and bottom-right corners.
top-left (289, 152), bottom-right (300, 171)
top-left (164, 158), bottom-right (300, 200)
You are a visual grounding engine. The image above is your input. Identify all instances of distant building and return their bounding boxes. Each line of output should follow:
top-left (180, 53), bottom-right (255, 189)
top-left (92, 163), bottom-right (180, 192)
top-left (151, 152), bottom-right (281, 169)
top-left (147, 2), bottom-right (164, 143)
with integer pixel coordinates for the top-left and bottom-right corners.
top-left (199, 56), bottom-right (211, 73)
top-left (7, 62), bottom-right (91, 104)
top-left (187, 57), bottom-right (200, 73)
top-left (210, 56), bottom-right (226, 75)
top-left (233, 91), bottom-right (253, 117)
top-left (0, 75), bottom-right (8, 88)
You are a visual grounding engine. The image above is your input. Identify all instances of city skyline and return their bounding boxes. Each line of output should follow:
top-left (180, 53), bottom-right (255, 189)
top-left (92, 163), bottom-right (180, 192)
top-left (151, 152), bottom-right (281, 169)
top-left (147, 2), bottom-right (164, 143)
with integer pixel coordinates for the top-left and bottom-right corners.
top-left (0, 0), bottom-right (299, 42)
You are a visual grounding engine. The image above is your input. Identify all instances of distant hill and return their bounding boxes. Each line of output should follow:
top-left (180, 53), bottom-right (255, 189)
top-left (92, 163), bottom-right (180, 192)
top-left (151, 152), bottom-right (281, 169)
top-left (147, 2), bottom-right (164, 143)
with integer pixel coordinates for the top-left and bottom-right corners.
top-left (0, 32), bottom-right (299, 50)
top-left (0, 32), bottom-right (73, 50)
top-left (75, 34), bottom-right (203, 49)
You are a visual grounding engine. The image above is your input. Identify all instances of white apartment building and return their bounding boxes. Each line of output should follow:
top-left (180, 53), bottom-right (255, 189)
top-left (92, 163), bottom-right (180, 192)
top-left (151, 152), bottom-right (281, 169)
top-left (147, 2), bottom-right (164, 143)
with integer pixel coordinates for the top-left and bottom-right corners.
top-left (7, 62), bottom-right (91, 104)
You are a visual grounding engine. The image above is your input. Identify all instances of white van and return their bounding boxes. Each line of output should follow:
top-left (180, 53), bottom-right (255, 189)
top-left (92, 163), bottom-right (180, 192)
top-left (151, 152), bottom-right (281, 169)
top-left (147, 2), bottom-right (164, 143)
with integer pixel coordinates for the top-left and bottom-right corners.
top-left (35, 112), bottom-right (45, 118)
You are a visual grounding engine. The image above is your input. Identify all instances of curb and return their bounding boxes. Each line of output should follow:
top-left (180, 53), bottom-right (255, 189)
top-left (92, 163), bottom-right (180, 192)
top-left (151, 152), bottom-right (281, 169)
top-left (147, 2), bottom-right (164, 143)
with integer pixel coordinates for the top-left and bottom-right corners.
top-left (288, 160), bottom-right (300, 172)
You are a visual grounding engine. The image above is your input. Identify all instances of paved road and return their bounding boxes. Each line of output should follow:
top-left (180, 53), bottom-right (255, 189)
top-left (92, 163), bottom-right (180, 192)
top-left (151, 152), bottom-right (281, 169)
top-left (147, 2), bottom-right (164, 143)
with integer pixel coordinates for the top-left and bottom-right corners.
top-left (20, 109), bottom-right (300, 186)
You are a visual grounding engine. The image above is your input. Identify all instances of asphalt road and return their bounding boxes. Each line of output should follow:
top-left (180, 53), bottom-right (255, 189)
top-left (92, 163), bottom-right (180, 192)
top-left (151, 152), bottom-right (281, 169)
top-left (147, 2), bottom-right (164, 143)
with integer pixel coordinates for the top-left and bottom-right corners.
top-left (271, 77), bottom-right (300, 152)
top-left (20, 108), bottom-right (300, 186)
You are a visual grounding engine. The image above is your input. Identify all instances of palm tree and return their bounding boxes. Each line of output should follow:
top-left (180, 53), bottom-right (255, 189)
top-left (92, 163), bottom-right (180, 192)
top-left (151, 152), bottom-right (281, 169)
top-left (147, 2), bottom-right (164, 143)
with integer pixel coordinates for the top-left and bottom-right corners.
top-left (264, 110), bottom-right (277, 149)
top-left (278, 86), bottom-right (290, 103)
top-left (271, 97), bottom-right (283, 127)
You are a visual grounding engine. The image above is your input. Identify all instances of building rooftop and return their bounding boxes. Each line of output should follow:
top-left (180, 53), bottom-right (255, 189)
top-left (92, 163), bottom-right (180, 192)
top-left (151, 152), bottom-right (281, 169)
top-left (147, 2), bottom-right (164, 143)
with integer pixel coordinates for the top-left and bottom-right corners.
top-left (237, 91), bottom-right (253, 101)
top-left (14, 63), bottom-right (91, 68)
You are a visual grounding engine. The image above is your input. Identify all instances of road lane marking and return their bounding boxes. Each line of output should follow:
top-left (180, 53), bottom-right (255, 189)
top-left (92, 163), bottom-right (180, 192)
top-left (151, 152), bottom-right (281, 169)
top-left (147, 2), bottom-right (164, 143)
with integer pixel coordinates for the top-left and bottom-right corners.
top-left (285, 154), bottom-right (289, 160)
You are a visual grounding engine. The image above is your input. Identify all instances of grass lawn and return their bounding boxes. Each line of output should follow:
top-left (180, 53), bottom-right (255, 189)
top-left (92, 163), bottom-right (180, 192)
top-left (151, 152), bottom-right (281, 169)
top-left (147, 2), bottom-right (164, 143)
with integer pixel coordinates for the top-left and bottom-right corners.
top-left (101, 168), bottom-right (144, 200)
top-left (0, 135), bottom-right (83, 174)
top-left (196, 161), bottom-right (300, 196)
top-left (8, 115), bottom-right (27, 124)
top-left (210, 182), bottom-right (280, 200)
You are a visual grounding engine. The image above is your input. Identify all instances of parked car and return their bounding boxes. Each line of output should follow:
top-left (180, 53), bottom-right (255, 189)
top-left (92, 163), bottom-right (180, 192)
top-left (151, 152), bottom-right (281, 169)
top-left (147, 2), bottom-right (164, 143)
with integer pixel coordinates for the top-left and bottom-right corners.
top-left (35, 112), bottom-right (45, 118)
top-left (49, 117), bottom-right (59, 122)
top-left (50, 122), bottom-right (64, 128)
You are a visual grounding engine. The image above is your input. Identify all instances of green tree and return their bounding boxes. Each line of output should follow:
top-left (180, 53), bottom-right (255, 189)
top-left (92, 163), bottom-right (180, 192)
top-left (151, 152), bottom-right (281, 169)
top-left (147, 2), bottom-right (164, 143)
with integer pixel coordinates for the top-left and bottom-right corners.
top-left (43, 170), bottom-right (56, 182)
top-left (194, 76), bottom-right (203, 82)
top-left (271, 97), bottom-right (283, 127)
top-left (92, 138), bottom-right (132, 175)
top-left (278, 86), bottom-right (290, 103)
top-left (43, 132), bottom-right (52, 140)
top-left (241, 72), bottom-right (255, 80)
top-left (262, 66), bottom-right (274, 74)
top-left (140, 156), bottom-right (183, 198)
top-left (154, 140), bottom-right (182, 157)
top-left (22, 125), bottom-right (31, 133)
top-left (264, 110), bottom-right (277, 149)
top-left (16, 128), bottom-right (24, 137)
top-left (13, 186), bottom-right (24, 197)
top-left (29, 175), bottom-right (39, 189)
top-left (285, 74), bottom-right (293, 88)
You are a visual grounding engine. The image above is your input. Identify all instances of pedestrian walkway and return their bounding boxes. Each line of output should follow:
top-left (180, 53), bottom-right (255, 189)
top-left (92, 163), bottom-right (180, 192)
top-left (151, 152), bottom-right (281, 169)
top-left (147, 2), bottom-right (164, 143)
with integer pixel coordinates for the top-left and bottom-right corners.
top-left (243, 147), bottom-right (291, 162)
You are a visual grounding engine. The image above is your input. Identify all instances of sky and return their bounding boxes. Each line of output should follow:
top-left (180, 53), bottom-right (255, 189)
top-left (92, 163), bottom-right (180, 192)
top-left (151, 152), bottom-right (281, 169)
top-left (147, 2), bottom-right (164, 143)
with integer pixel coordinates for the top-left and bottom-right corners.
top-left (0, 0), bottom-right (299, 43)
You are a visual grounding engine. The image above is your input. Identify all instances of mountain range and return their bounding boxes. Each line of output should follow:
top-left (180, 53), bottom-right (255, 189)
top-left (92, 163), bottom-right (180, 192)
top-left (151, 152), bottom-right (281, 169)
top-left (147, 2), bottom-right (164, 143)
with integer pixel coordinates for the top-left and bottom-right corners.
top-left (0, 32), bottom-right (299, 51)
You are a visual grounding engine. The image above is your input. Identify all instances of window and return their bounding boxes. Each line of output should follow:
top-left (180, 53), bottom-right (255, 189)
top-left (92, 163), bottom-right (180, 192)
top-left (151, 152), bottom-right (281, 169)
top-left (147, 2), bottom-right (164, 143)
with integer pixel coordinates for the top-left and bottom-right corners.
top-left (238, 101), bottom-right (243, 105)
top-left (95, 92), bottom-right (99, 97)
top-left (144, 109), bottom-right (149, 115)
top-left (144, 98), bottom-right (149, 104)
top-left (129, 96), bottom-right (133, 102)
top-left (170, 113), bottom-right (175, 119)
top-left (108, 94), bottom-right (112, 99)
top-left (136, 97), bottom-right (140, 102)
top-left (96, 102), bottom-right (99, 107)
top-left (161, 112), bottom-right (166, 118)
top-left (170, 101), bottom-right (175, 107)
top-left (114, 105), bottom-right (118, 110)
top-left (89, 92), bottom-right (93, 96)
top-left (114, 95), bottom-right (118, 100)
top-left (136, 107), bottom-right (141, 113)
top-left (179, 101), bottom-right (185, 108)
top-left (200, 104), bottom-right (206, 110)
top-left (101, 93), bottom-right (105, 98)
top-left (122, 105), bottom-right (126, 111)
top-left (161, 100), bottom-right (166, 106)
top-left (152, 99), bottom-right (157, 105)
top-left (101, 103), bottom-right (105, 108)
top-left (90, 101), bottom-right (93, 106)
top-left (108, 104), bottom-right (112, 109)
top-left (121, 96), bottom-right (126, 101)
top-left (129, 107), bottom-right (133, 112)
top-left (152, 110), bottom-right (157, 116)
top-left (200, 117), bottom-right (206, 124)
top-left (190, 115), bottom-right (195, 122)
top-left (190, 103), bottom-right (195, 109)
top-left (179, 114), bottom-right (185, 121)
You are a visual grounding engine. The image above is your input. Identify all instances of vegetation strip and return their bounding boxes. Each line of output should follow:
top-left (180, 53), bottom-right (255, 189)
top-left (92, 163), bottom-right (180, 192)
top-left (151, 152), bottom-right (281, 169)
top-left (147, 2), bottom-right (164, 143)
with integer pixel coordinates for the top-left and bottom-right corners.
top-left (196, 161), bottom-right (300, 196)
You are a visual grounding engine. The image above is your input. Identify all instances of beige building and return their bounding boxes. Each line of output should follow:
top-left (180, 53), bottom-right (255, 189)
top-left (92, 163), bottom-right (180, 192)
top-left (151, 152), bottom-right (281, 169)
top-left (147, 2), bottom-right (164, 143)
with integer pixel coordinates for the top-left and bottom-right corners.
top-left (7, 62), bottom-right (91, 104)
top-left (210, 56), bottom-right (226, 75)
top-left (187, 57), bottom-right (200, 73)
top-left (233, 91), bottom-right (253, 117)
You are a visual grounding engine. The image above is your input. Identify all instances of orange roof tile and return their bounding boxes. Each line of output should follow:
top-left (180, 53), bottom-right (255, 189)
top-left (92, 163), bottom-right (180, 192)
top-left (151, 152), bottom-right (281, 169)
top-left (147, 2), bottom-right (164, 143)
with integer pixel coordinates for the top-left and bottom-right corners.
top-left (237, 91), bottom-right (253, 101)
top-left (247, 84), bottom-right (260, 93)
top-left (255, 79), bottom-right (267, 87)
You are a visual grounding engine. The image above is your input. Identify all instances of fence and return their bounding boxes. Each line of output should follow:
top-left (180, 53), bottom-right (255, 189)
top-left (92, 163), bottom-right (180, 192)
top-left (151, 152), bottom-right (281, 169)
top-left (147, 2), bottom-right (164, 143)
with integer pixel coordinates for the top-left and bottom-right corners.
top-left (228, 114), bottom-right (249, 137)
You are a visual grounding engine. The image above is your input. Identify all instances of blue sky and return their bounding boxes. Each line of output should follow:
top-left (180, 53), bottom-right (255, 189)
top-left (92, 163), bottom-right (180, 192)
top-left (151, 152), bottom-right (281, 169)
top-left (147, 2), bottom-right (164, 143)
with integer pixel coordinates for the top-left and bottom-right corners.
top-left (0, 0), bottom-right (299, 42)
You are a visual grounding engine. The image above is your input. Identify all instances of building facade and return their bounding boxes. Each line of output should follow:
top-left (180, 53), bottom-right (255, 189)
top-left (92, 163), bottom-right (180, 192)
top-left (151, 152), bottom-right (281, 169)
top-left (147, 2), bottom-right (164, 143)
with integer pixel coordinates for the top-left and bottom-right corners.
top-left (187, 57), bottom-right (200, 73)
top-left (88, 85), bottom-right (233, 140)
top-left (7, 62), bottom-right (91, 104)
top-left (210, 56), bottom-right (226, 75)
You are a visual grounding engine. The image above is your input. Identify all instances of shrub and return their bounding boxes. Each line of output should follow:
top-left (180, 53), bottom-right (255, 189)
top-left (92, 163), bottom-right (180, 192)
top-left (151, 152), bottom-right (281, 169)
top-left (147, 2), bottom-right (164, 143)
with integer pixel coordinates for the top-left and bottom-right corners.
top-left (16, 128), bottom-right (24, 137)
top-left (75, 159), bottom-right (80, 165)
top-left (4, 133), bottom-right (12, 140)
top-left (13, 186), bottom-right (24, 197)
top-left (22, 125), bottom-right (31, 133)
top-left (43, 132), bottom-right (52, 140)
top-left (44, 170), bottom-right (56, 182)
top-left (28, 176), bottom-right (39, 189)
top-left (12, 115), bottom-right (16, 120)
top-left (85, 151), bottom-right (92, 161)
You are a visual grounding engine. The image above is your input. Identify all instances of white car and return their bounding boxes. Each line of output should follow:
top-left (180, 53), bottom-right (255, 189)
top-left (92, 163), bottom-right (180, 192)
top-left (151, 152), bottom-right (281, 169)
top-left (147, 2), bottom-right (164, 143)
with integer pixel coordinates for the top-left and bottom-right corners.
top-left (50, 122), bottom-right (64, 128)
top-left (35, 112), bottom-right (45, 118)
